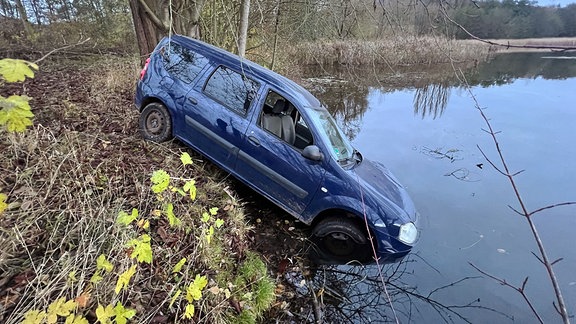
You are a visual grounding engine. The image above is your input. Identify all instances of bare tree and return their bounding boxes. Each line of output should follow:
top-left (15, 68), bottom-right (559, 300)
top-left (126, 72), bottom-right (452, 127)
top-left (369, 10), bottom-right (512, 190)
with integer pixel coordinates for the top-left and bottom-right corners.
top-left (13, 0), bottom-right (34, 37)
top-left (237, 0), bottom-right (250, 57)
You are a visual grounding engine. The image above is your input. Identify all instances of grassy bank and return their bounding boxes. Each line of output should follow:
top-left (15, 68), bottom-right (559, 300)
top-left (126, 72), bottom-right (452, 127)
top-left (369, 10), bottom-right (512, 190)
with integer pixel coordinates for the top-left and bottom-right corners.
top-left (288, 35), bottom-right (490, 68)
top-left (0, 57), bottom-right (278, 323)
top-left (466, 37), bottom-right (576, 53)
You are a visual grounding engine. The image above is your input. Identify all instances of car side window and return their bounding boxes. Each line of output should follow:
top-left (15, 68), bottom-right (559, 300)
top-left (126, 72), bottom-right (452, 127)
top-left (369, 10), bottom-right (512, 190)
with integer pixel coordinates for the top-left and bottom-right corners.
top-left (161, 43), bottom-right (209, 84)
top-left (203, 66), bottom-right (260, 115)
top-left (259, 90), bottom-right (314, 150)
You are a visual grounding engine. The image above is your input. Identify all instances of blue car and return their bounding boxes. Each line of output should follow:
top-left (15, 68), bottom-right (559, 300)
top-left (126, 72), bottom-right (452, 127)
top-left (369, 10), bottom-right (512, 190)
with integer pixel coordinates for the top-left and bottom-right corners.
top-left (135, 35), bottom-right (419, 264)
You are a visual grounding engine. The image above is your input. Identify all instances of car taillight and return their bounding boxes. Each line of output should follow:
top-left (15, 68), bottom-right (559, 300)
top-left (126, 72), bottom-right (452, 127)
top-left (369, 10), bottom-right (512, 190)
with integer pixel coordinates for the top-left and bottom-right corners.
top-left (140, 57), bottom-right (151, 80)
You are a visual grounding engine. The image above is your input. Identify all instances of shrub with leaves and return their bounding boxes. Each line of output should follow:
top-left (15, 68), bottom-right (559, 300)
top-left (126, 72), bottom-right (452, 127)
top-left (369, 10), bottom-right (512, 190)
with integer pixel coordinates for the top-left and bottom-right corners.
top-left (0, 58), bottom-right (37, 132)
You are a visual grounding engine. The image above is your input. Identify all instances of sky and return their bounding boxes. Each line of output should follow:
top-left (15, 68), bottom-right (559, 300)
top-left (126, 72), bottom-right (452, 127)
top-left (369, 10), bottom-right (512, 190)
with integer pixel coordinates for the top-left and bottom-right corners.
top-left (537, 0), bottom-right (575, 6)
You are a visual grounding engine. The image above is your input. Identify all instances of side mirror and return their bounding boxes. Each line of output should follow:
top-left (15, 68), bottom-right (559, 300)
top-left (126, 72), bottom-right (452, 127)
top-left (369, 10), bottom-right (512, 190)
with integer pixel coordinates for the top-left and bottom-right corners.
top-left (302, 145), bottom-right (323, 161)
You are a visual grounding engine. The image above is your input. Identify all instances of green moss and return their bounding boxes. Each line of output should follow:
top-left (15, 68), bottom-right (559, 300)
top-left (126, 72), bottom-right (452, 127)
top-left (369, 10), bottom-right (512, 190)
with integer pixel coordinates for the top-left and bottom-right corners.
top-left (232, 252), bottom-right (276, 321)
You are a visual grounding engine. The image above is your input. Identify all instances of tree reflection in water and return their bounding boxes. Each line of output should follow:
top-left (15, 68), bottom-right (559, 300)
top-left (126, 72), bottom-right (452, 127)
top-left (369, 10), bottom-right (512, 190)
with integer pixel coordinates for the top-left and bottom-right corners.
top-left (413, 83), bottom-right (451, 120)
top-left (294, 255), bottom-right (509, 323)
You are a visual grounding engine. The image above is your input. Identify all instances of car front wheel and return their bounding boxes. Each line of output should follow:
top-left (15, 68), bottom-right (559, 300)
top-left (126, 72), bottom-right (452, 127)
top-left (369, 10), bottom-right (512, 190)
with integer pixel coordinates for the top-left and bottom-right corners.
top-left (310, 217), bottom-right (372, 264)
top-left (139, 102), bottom-right (173, 142)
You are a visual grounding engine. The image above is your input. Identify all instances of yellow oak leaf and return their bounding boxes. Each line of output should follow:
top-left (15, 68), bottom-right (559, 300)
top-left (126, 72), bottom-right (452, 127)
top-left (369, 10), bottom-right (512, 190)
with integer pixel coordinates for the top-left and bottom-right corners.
top-left (64, 314), bottom-right (89, 324)
top-left (46, 298), bottom-right (76, 323)
top-left (0, 193), bottom-right (7, 215)
top-left (0, 95), bottom-right (34, 132)
top-left (22, 309), bottom-right (46, 324)
top-left (172, 257), bottom-right (186, 273)
top-left (96, 254), bottom-right (113, 272)
top-left (115, 264), bottom-right (137, 294)
top-left (180, 152), bottom-right (193, 165)
top-left (183, 303), bottom-right (194, 319)
top-left (95, 304), bottom-right (114, 324)
top-left (114, 302), bottom-right (136, 324)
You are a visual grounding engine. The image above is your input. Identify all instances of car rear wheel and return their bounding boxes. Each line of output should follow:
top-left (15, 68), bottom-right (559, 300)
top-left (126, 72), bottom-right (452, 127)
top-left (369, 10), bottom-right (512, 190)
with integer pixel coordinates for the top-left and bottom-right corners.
top-left (139, 102), bottom-right (173, 142)
top-left (310, 217), bottom-right (372, 264)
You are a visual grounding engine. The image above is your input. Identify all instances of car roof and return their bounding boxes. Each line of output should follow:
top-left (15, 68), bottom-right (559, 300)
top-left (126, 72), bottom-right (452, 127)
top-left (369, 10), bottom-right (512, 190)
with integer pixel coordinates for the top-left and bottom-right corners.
top-left (164, 35), bottom-right (321, 109)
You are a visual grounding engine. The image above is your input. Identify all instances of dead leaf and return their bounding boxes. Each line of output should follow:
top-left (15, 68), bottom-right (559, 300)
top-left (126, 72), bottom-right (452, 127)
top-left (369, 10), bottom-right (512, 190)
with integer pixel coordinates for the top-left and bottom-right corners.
top-left (20, 200), bottom-right (33, 211)
top-left (277, 259), bottom-right (289, 274)
top-left (75, 291), bottom-right (91, 308)
top-left (229, 298), bottom-right (242, 314)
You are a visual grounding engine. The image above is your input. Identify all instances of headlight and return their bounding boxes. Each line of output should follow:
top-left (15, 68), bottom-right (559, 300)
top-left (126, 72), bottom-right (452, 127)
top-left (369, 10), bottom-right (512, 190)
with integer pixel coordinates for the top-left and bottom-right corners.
top-left (398, 222), bottom-right (418, 245)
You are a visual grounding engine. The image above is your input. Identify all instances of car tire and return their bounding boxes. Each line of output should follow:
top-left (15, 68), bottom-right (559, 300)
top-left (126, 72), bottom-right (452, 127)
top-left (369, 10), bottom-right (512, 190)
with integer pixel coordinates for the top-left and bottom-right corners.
top-left (139, 102), bottom-right (173, 142)
top-left (310, 217), bottom-right (371, 264)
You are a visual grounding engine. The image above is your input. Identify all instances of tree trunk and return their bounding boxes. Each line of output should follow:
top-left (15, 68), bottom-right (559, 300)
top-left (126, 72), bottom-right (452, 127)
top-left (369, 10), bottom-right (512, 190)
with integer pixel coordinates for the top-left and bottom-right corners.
top-left (129, 0), bottom-right (164, 61)
top-left (270, 0), bottom-right (281, 70)
top-left (13, 0), bottom-right (34, 38)
top-left (237, 0), bottom-right (250, 57)
top-left (129, 0), bottom-right (207, 62)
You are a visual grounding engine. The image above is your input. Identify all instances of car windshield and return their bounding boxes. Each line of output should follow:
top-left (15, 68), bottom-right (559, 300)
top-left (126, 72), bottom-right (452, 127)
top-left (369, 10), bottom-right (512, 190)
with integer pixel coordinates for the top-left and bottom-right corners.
top-left (307, 107), bottom-right (354, 162)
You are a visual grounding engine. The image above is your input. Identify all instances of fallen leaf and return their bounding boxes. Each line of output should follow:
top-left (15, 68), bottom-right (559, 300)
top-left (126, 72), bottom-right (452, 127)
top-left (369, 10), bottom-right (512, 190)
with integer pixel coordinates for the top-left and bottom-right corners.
top-left (75, 292), bottom-right (91, 308)
top-left (208, 286), bottom-right (220, 295)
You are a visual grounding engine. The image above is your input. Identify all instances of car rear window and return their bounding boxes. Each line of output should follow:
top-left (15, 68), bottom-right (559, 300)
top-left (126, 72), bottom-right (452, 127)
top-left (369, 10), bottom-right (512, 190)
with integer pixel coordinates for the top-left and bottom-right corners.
top-left (161, 42), bottom-right (209, 84)
top-left (203, 66), bottom-right (260, 115)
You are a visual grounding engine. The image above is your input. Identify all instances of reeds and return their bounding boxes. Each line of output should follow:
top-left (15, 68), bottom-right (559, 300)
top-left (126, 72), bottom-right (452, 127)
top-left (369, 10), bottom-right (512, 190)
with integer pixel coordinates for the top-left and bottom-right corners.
top-left (291, 35), bottom-right (490, 67)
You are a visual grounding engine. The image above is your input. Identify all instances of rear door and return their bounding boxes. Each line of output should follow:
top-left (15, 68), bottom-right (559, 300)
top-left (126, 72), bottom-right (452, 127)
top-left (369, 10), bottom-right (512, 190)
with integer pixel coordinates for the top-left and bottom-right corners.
top-left (235, 88), bottom-right (326, 215)
top-left (157, 42), bottom-right (211, 133)
top-left (180, 64), bottom-right (261, 171)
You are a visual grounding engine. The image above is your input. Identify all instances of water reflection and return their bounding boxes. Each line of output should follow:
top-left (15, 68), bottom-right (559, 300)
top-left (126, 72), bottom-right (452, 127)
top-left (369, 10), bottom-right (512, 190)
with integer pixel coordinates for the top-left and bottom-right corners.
top-left (308, 76), bottom-right (369, 140)
top-left (295, 52), bottom-right (576, 322)
top-left (305, 52), bottom-right (576, 136)
top-left (413, 83), bottom-right (450, 119)
top-left (294, 255), bottom-right (508, 323)
top-left (470, 52), bottom-right (576, 87)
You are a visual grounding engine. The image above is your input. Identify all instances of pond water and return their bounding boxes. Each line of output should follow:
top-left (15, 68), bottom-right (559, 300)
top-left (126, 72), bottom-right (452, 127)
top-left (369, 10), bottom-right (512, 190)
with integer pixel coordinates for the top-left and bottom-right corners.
top-left (304, 52), bottom-right (576, 322)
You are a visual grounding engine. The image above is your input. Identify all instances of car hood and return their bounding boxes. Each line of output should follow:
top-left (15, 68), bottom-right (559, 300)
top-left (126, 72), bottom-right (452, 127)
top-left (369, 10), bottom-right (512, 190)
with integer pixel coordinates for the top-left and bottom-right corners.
top-left (351, 159), bottom-right (417, 224)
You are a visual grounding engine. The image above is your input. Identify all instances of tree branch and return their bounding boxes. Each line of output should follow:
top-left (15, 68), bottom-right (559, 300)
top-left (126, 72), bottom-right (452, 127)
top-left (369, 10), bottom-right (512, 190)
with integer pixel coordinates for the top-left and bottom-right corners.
top-left (33, 38), bottom-right (91, 64)
top-left (440, 6), bottom-right (576, 52)
top-left (137, 0), bottom-right (168, 31)
top-left (469, 262), bottom-right (545, 324)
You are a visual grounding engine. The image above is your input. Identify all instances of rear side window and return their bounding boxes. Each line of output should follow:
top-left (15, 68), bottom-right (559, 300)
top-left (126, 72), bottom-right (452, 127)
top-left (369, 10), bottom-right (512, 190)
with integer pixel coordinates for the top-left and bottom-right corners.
top-left (203, 66), bottom-right (260, 115)
top-left (161, 42), bottom-right (209, 84)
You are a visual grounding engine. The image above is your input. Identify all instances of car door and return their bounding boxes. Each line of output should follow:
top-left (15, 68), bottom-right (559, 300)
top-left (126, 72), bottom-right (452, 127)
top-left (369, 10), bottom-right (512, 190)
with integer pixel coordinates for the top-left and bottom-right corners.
top-left (180, 64), bottom-right (261, 171)
top-left (235, 89), bottom-right (327, 215)
top-left (157, 41), bottom-right (211, 133)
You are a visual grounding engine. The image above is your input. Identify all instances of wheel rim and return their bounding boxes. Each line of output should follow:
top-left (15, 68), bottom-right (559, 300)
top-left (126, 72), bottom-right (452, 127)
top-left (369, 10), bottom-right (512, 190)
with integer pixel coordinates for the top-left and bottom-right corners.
top-left (323, 232), bottom-right (356, 257)
top-left (146, 110), bottom-right (165, 135)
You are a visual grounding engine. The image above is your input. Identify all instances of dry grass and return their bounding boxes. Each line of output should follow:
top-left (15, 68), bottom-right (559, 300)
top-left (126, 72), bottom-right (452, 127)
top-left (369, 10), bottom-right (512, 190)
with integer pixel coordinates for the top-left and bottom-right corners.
top-left (0, 57), bottom-right (273, 323)
top-left (291, 35), bottom-right (489, 67)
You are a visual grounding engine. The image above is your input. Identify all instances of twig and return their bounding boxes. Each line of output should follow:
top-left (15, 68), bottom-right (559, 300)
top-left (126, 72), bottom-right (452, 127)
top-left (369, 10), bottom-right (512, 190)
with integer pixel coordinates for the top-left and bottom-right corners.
top-left (529, 202), bottom-right (576, 217)
top-left (306, 279), bottom-right (323, 323)
top-left (33, 38), bottom-right (92, 64)
top-left (469, 263), bottom-right (544, 324)
top-left (453, 67), bottom-right (572, 323)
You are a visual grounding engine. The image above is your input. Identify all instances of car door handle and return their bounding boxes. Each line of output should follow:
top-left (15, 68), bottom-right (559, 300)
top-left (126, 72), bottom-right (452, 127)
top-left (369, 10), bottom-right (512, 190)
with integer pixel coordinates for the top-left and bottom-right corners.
top-left (248, 135), bottom-right (260, 146)
top-left (188, 97), bottom-right (198, 105)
